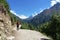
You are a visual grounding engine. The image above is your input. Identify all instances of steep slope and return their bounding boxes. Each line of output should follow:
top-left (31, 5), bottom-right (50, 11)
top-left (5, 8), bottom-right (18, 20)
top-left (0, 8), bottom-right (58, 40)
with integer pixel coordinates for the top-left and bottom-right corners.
top-left (27, 3), bottom-right (60, 26)
top-left (0, 8), bottom-right (13, 40)
top-left (0, 0), bottom-right (21, 40)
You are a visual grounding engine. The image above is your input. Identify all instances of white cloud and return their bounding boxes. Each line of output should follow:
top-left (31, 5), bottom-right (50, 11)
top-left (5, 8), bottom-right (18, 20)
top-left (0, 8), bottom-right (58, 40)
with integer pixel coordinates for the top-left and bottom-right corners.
top-left (33, 10), bottom-right (43, 17)
top-left (51, 0), bottom-right (60, 6)
top-left (10, 10), bottom-right (17, 15)
top-left (19, 15), bottom-right (28, 19)
top-left (32, 12), bottom-right (38, 17)
top-left (10, 10), bottom-right (28, 19)
top-left (56, 0), bottom-right (60, 2)
top-left (39, 9), bottom-right (44, 13)
top-left (51, 0), bottom-right (57, 6)
top-left (32, 9), bottom-right (44, 17)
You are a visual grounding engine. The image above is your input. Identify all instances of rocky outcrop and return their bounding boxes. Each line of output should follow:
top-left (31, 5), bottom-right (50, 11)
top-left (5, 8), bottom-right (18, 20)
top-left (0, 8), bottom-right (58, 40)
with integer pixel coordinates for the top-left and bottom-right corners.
top-left (0, 4), bottom-right (14, 40)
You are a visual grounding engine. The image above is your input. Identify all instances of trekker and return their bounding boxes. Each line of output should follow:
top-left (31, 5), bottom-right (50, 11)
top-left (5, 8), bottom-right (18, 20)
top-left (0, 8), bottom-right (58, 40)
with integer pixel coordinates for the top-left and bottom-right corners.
top-left (19, 22), bottom-right (21, 29)
top-left (16, 21), bottom-right (20, 30)
top-left (17, 21), bottom-right (19, 30)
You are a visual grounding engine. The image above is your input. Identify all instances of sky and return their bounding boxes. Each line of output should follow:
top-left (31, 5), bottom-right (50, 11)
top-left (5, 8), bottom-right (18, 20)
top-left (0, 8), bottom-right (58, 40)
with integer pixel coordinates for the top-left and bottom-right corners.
top-left (7, 0), bottom-right (60, 19)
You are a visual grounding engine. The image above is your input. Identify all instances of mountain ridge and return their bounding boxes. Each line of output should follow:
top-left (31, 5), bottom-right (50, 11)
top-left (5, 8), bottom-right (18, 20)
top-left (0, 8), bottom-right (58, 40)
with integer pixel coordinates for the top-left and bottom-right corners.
top-left (24, 2), bottom-right (60, 26)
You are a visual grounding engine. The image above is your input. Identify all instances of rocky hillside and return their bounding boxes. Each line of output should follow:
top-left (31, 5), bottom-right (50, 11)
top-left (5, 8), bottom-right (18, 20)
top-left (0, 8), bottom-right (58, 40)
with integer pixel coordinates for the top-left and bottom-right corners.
top-left (0, 0), bottom-right (19, 40)
top-left (0, 7), bottom-right (12, 40)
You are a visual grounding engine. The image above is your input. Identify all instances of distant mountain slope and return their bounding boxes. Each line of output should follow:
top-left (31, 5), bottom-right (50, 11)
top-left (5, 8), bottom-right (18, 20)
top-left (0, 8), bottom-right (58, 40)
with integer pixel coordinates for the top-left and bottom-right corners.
top-left (26, 3), bottom-right (60, 26)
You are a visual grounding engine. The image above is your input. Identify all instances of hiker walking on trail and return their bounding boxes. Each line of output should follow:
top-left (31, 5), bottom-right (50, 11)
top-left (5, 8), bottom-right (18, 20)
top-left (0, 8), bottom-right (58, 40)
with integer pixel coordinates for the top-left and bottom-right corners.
top-left (16, 21), bottom-right (21, 30)
top-left (16, 21), bottom-right (19, 30)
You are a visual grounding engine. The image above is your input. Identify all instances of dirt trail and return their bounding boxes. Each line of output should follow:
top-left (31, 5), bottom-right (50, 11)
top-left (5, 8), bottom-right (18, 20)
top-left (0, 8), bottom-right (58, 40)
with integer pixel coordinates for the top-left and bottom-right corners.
top-left (13, 28), bottom-right (51, 40)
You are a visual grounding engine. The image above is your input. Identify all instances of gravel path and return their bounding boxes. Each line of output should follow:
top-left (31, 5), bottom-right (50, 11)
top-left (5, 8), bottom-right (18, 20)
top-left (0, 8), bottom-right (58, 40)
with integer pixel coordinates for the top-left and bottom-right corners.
top-left (13, 29), bottom-right (51, 40)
